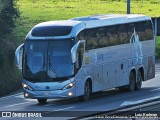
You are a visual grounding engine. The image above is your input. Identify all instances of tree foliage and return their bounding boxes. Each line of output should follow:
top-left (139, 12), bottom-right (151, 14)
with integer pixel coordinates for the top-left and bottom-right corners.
top-left (0, 0), bottom-right (19, 64)
top-left (0, 0), bottom-right (19, 35)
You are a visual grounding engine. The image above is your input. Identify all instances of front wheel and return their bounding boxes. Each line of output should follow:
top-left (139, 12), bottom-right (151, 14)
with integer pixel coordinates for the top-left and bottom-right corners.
top-left (128, 72), bottom-right (135, 92)
top-left (118, 86), bottom-right (127, 92)
top-left (79, 81), bottom-right (91, 102)
top-left (135, 71), bottom-right (142, 90)
top-left (37, 99), bottom-right (47, 104)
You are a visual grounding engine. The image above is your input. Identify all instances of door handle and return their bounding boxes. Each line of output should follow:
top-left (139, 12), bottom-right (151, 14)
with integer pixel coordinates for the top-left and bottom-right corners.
top-left (121, 64), bottom-right (123, 70)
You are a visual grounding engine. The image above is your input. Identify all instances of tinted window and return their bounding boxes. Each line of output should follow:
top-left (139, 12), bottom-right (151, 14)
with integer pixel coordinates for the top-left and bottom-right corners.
top-left (31, 26), bottom-right (72, 37)
top-left (97, 27), bottom-right (109, 48)
top-left (118, 24), bottom-right (128, 44)
top-left (77, 31), bottom-right (85, 40)
top-left (135, 22), bottom-right (146, 41)
top-left (85, 28), bottom-right (98, 50)
top-left (127, 23), bottom-right (135, 42)
top-left (145, 21), bottom-right (154, 40)
top-left (77, 20), bottom-right (153, 50)
top-left (107, 25), bottom-right (119, 46)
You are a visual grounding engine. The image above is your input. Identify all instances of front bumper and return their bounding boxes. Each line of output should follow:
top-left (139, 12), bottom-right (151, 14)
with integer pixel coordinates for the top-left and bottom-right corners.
top-left (23, 87), bottom-right (75, 99)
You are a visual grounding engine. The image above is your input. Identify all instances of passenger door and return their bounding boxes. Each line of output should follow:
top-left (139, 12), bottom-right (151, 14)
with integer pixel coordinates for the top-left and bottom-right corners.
top-left (93, 65), bottom-right (103, 92)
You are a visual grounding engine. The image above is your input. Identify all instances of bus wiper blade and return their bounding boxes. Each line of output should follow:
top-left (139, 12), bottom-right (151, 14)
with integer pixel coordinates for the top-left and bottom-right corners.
top-left (48, 54), bottom-right (59, 78)
top-left (49, 63), bottom-right (59, 78)
top-left (41, 54), bottom-right (46, 71)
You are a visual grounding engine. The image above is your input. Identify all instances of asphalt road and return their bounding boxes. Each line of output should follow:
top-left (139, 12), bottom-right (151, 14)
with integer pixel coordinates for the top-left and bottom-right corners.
top-left (0, 63), bottom-right (160, 120)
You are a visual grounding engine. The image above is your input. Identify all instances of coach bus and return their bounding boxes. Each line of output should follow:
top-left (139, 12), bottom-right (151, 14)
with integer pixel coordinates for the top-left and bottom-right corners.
top-left (15, 14), bottom-right (155, 104)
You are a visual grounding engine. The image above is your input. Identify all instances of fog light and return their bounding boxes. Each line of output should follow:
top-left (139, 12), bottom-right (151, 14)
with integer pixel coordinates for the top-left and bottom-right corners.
top-left (68, 92), bottom-right (72, 96)
top-left (24, 93), bottom-right (28, 97)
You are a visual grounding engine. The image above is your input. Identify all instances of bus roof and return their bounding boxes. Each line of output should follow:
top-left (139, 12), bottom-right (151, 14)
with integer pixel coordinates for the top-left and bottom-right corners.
top-left (34, 14), bottom-right (151, 29)
top-left (27, 14), bottom-right (151, 39)
top-left (70, 14), bottom-right (151, 29)
top-left (34, 20), bottom-right (82, 28)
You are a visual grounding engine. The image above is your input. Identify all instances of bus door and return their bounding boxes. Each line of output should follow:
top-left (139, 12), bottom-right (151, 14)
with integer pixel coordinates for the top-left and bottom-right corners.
top-left (103, 63), bottom-right (113, 90)
top-left (93, 64), bottom-right (103, 92)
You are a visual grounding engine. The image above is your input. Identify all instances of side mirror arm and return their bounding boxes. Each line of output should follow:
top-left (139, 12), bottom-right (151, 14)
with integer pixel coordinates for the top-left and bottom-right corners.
top-left (71, 40), bottom-right (85, 63)
top-left (15, 43), bottom-right (24, 65)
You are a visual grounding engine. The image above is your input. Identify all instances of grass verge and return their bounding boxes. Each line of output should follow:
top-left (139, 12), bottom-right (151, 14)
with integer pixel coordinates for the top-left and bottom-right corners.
top-left (156, 36), bottom-right (160, 59)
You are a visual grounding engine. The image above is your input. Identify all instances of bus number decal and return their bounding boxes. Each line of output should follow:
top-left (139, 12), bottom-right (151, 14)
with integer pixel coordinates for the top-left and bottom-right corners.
top-left (85, 57), bottom-right (89, 64)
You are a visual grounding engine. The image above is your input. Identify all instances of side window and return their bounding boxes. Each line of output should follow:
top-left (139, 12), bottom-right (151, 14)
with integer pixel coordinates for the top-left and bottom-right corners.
top-left (127, 23), bottom-right (134, 43)
top-left (107, 25), bottom-right (119, 46)
top-left (145, 20), bottom-right (154, 40)
top-left (97, 27), bottom-right (109, 48)
top-left (77, 30), bottom-right (85, 41)
top-left (75, 43), bottom-right (84, 73)
top-left (118, 24), bottom-right (128, 44)
top-left (135, 22), bottom-right (145, 41)
top-left (85, 28), bottom-right (98, 50)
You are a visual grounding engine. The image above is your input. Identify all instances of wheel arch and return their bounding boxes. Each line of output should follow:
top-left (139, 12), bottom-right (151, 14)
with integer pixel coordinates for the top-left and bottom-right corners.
top-left (128, 68), bottom-right (136, 92)
top-left (130, 68), bottom-right (136, 79)
top-left (85, 77), bottom-right (92, 93)
top-left (138, 66), bottom-right (144, 81)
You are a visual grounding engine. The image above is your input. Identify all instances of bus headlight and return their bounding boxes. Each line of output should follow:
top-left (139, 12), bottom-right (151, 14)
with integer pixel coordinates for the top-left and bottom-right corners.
top-left (62, 81), bottom-right (75, 90)
top-left (22, 83), bottom-right (34, 91)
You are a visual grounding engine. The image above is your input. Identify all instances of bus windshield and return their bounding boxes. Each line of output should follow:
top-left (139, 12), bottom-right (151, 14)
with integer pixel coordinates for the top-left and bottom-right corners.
top-left (22, 39), bottom-right (74, 82)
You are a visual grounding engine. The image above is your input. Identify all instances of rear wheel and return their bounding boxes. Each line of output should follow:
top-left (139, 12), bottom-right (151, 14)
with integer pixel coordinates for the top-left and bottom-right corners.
top-left (80, 81), bottom-right (91, 102)
top-left (135, 71), bottom-right (142, 90)
top-left (119, 86), bottom-right (127, 92)
top-left (37, 99), bottom-right (47, 104)
top-left (128, 72), bottom-right (135, 92)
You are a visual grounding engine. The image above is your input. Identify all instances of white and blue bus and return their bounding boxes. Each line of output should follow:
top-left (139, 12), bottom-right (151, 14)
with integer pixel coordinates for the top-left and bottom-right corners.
top-left (15, 14), bottom-right (155, 104)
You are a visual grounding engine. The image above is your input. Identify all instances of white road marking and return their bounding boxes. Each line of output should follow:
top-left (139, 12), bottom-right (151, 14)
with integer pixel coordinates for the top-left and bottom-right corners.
top-left (53, 106), bottom-right (75, 111)
top-left (10, 108), bottom-right (23, 111)
top-left (25, 99), bottom-right (37, 102)
top-left (15, 94), bottom-right (24, 98)
top-left (120, 95), bottom-right (160, 106)
top-left (155, 74), bottom-right (160, 77)
top-left (44, 104), bottom-right (55, 107)
top-left (150, 88), bottom-right (160, 91)
top-left (1, 101), bottom-right (30, 108)
top-left (0, 92), bottom-right (23, 100)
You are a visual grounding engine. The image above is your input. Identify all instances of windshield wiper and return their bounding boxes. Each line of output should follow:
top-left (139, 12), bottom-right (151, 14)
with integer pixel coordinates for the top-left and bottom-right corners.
top-left (48, 54), bottom-right (59, 78)
top-left (40, 54), bottom-right (46, 71)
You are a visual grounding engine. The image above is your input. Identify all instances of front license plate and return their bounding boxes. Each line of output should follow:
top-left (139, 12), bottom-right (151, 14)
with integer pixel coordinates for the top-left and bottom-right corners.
top-left (43, 91), bottom-right (51, 96)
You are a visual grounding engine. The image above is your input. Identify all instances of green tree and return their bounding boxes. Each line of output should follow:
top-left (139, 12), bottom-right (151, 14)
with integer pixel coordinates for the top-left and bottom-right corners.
top-left (0, 0), bottom-right (19, 35)
top-left (0, 0), bottom-right (19, 64)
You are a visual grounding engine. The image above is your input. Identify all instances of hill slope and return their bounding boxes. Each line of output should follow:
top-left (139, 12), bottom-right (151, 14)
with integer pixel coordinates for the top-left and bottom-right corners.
top-left (16, 0), bottom-right (160, 41)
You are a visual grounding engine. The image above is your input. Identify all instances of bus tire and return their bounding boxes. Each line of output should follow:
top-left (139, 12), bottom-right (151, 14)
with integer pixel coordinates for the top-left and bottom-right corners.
top-left (80, 81), bottom-right (91, 102)
top-left (135, 71), bottom-right (142, 90)
top-left (37, 99), bottom-right (47, 104)
top-left (128, 71), bottom-right (135, 92)
top-left (119, 86), bottom-right (127, 92)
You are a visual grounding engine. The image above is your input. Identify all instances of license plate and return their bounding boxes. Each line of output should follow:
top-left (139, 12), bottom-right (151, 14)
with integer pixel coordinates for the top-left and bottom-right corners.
top-left (43, 91), bottom-right (51, 96)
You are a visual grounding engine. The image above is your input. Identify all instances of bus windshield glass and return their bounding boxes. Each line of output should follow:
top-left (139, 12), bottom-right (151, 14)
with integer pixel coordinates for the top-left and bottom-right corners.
top-left (23, 39), bottom-right (74, 82)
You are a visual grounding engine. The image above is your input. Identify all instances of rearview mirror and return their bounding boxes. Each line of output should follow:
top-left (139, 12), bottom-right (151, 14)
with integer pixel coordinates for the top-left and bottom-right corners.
top-left (15, 44), bottom-right (24, 68)
top-left (71, 40), bottom-right (85, 63)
